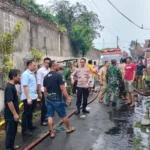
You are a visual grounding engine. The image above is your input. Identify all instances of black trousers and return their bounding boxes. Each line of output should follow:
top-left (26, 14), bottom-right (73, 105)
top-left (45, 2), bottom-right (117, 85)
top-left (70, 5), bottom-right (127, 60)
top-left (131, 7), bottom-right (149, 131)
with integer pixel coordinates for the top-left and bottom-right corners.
top-left (41, 92), bottom-right (47, 123)
top-left (119, 80), bottom-right (126, 97)
top-left (22, 99), bottom-right (37, 132)
top-left (5, 119), bottom-right (18, 150)
top-left (76, 87), bottom-right (89, 110)
top-left (72, 80), bottom-right (78, 94)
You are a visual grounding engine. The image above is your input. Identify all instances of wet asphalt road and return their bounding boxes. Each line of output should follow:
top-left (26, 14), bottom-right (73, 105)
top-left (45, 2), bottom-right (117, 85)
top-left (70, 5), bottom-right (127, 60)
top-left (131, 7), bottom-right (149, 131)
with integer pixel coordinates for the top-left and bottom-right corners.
top-left (0, 93), bottom-right (135, 150)
top-left (33, 98), bottom-right (135, 150)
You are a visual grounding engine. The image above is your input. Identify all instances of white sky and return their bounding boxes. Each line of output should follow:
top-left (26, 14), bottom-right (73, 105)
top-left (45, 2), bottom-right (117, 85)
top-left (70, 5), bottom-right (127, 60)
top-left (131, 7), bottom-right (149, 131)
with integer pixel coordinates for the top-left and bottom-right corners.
top-left (36, 0), bottom-right (150, 53)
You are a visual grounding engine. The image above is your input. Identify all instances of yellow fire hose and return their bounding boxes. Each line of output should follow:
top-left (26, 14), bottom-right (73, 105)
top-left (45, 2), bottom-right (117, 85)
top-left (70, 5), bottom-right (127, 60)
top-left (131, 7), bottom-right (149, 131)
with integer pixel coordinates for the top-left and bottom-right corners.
top-left (0, 98), bottom-right (41, 127)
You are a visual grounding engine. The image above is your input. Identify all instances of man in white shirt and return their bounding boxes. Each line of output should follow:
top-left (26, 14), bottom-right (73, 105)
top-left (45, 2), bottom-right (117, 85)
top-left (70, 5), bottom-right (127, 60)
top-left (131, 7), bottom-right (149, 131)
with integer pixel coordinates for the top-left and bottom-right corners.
top-left (37, 57), bottom-right (51, 126)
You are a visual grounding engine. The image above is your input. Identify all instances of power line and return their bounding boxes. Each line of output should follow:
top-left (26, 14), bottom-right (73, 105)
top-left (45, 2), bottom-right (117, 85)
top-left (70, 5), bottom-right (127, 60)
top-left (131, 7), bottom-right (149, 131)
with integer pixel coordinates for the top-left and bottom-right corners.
top-left (85, 0), bottom-right (117, 37)
top-left (107, 0), bottom-right (150, 30)
top-left (92, 0), bottom-right (121, 34)
top-left (84, 0), bottom-right (133, 49)
top-left (86, 0), bottom-right (128, 48)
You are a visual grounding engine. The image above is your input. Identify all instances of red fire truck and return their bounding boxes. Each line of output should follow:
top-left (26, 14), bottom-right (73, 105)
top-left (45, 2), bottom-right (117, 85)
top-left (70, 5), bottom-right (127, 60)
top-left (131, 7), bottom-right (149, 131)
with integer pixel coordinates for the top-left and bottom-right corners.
top-left (100, 48), bottom-right (128, 65)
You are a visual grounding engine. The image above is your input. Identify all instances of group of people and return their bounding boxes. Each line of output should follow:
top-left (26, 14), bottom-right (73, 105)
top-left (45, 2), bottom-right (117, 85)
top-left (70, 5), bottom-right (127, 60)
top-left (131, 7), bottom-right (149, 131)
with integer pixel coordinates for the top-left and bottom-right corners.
top-left (4, 55), bottom-right (150, 150)
top-left (4, 57), bottom-right (98, 150)
top-left (98, 56), bottom-right (150, 108)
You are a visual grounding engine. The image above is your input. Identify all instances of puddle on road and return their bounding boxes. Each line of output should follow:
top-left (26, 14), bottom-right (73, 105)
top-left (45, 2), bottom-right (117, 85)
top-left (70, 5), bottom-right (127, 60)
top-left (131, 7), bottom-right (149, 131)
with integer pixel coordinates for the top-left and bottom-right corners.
top-left (91, 96), bottom-right (150, 150)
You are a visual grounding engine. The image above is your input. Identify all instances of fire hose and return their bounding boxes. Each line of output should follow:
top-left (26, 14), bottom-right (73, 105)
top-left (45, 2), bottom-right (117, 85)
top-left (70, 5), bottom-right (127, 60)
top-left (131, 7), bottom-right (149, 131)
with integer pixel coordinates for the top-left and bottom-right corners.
top-left (23, 91), bottom-right (100, 150)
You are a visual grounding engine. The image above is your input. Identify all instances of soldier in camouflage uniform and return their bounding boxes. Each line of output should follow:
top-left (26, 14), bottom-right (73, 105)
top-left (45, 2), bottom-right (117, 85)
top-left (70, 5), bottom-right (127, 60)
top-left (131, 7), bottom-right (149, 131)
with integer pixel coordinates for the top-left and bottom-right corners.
top-left (65, 62), bottom-right (73, 95)
top-left (105, 59), bottom-right (122, 106)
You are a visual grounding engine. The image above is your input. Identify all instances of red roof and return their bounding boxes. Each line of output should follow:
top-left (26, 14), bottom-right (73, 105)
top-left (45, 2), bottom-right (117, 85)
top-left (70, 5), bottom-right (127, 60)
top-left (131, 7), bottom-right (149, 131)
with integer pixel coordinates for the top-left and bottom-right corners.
top-left (102, 48), bottom-right (122, 54)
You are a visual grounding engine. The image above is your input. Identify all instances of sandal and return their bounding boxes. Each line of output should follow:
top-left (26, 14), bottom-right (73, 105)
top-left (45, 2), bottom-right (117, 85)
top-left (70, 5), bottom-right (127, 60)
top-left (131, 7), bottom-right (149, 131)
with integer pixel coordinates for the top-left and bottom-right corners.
top-left (130, 104), bottom-right (135, 107)
top-left (99, 100), bottom-right (103, 103)
top-left (13, 145), bottom-right (20, 150)
top-left (50, 132), bottom-right (56, 138)
top-left (125, 102), bottom-right (131, 105)
top-left (66, 127), bottom-right (75, 134)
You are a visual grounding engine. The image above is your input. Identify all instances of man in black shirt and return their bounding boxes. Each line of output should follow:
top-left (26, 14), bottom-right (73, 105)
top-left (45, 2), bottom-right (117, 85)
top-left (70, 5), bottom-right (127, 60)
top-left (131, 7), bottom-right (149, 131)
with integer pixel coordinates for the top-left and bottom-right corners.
top-left (4, 69), bottom-right (21, 150)
top-left (136, 60), bottom-right (146, 89)
top-left (44, 61), bottom-right (75, 138)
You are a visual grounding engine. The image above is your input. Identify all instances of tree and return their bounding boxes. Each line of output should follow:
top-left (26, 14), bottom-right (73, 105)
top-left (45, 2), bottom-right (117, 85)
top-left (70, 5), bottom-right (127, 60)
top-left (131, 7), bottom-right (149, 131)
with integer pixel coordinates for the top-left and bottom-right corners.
top-left (30, 47), bottom-right (43, 64)
top-left (14, 0), bottom-right (36, 6)
top-left (129, 40), bottom-right (144, 60)
top-left (50, 0), bottom-right (103, 55)
top-left (14, 0), bottom-right (58, 24)
top-left (71, 25), bottom-right (92, 56)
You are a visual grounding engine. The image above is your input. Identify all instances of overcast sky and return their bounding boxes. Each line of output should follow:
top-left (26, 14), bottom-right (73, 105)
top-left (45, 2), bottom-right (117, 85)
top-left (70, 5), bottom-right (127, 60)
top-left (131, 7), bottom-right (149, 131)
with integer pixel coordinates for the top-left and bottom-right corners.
top-left (36, 0), bottom-right (150, 53)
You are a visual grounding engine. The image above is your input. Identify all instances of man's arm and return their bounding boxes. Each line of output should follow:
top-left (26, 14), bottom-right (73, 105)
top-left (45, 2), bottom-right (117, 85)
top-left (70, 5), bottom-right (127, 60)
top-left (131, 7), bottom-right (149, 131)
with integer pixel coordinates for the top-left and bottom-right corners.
top-left (37, 70), bottom-right (42, 99)
top-left (132, 65), bottom-right (136, 83)
top-left (132, 71), bottom-right (136, 82)
top-left (44, 87), bottom-right (47, 99)
top-left (22, 74), bottom-right (32, 104)
top-left (98, 69), bottom-right (103, 84)
top-left (71, 70), bottom-right (77, 84)
top-left (23, 86), bottom-right (30, 99)
top-left (58, 74), bottom-right (71, 105)
top-left (23, 86), bottom-right (32, 104)
top-left (60, 85), bottom-right (71, 105)
top-left (7, 102), bottom-right (19, 121)
top-left (60, 85), bottom-right (70, 100)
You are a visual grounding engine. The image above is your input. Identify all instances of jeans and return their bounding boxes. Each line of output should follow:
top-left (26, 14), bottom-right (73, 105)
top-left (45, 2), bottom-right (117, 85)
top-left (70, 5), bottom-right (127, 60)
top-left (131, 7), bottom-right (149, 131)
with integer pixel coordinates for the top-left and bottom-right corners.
top-left (41, 92), bottom-right (47, 123)
top-left (21, 99), bottom-right (37, 132)
top-left (5, 119), bottom-right (18, 150)
top-left (46, 99), bottom-right (67, 118)
top-left (76, 87), bottom-right (89, 110)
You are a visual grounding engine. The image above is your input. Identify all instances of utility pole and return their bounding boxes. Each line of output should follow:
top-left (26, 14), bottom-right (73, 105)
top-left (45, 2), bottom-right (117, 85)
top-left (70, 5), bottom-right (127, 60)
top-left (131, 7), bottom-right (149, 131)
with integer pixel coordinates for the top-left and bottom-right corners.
top-left (102, 38), bottom-right (105, 50)
top-left (117, 36), bottom-right (119, 48)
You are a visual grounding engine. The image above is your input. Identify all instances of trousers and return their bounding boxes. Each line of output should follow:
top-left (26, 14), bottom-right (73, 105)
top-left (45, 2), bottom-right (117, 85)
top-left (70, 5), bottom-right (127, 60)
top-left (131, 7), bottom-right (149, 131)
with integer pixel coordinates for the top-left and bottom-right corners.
top-left (41, 92), bottom-right (47, 123)
top-left (98, 82), bottom-right (107, 100)
top-left (76, 87), bottom-right (89, 109)
top-left (21, 99), bottom-right (37, 132)
top-left (105, 84), bottom-right (119, 103)
top-left (5, 119), bottom-right (18, 150)
top-left (72, 80), bottom-right (78, 94)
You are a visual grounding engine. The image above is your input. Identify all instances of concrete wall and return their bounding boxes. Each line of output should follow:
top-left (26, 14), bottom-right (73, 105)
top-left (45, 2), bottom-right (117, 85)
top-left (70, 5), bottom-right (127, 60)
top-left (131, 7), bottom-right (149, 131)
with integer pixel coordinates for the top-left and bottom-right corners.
top-left (0, 0), bottom-right (101, 72)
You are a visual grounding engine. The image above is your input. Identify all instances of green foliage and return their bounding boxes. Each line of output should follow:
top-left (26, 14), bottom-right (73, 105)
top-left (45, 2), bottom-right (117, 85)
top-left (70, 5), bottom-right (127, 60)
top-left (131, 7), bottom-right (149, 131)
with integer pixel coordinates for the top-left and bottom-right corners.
top-left (129, 40), bottom-right (143, 60)
top-left (14, 0), bottom-right (58, 24)
top-left (1, 58), bottom-right (14, 81)
top-left (71, 24), bottom-right (92, 56)
top-left (0, 20), bottom-right (23, 56)
top-left (135, 121), bottom-right (150, 132)
top-left (58, 24), bottom-right (67, 33)
top-left (15, 0), bottom-right (35, 6)
top-left (133, 135), bottom-right (144, 150)
top-left (30, 48), bottom-right (43, 63)
top-left (51, 0), bottom-right (103, 56)
top-left (0, 20), bottom-right (23, 82)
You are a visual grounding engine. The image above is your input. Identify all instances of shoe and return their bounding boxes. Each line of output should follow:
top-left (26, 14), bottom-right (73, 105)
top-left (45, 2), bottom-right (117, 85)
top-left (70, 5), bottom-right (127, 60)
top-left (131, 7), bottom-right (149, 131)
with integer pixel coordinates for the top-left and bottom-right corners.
top-left (82, 109), bottom-right (90, 113)
top-left (45, 117), bottom-right (48, 121)
top-left (29, 125), bottom-right (37, 130)
top-left (75, 110), bottom-right (80, 115)
top-left (112, 102), bottom-right (116, 107)
top-left (22, 130), bottom-right (32, 136)
top-left (41, 121), bottom-right (48, 126)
